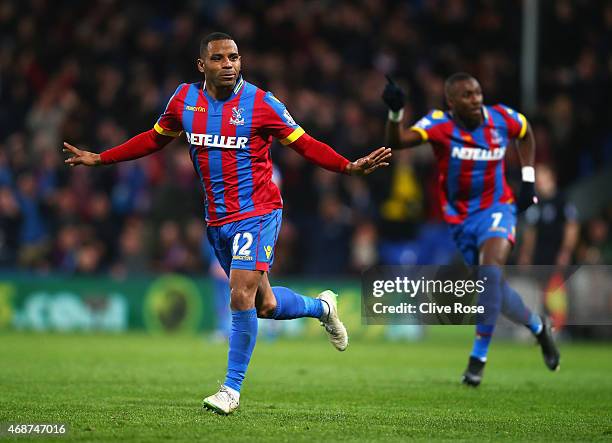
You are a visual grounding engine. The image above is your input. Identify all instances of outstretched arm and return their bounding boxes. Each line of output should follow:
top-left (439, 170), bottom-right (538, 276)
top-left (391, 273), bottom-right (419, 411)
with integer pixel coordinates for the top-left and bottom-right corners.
top-left (345, 146), bottom-right (392, 176)
top-left (516, 121), bottom-right (535, 169)
top-left (288, 133), bottom-right (391, 176)
top-left (63, 129), bottom-right (174, 167)
top-left (260, 90), bottom-right (390, 175)
top-left (382, 76), bottom-right (426, 150)
top-left (385, 120), bottom-right (427, 150)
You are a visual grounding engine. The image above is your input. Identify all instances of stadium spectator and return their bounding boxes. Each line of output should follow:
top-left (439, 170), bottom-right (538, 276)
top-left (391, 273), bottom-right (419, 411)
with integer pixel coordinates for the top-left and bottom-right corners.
top-left (52, 225), bottom-right (80, 273)
top-left (306, 193), bottom-right (353, 275)
top-left (14, 172), bottom-right (49, 268)
top-left (518, 164), bottom-right (579, 267)
top-left (577, 216), bottom-right (612, 265)
top-left (111, 216), bottom-right (148, 277)
top-left (155, 220), bottom-right (190, 273)
top-left (0, 186), bottom-right (22, 267)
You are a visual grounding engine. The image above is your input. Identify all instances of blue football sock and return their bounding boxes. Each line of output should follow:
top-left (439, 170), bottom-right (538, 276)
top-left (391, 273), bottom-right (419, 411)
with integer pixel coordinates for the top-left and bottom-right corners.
top-left (471, 266), bottom-right (503, 361)
top-left (213, 277), bottom-right (231, 337)
top-left (471, 324), bottom-right (495, 362)
top-left (271, 286), bottom-right (323, 319)
top-left (224, 308), bottom-right (258, 393)
top-left (501, 281), bottom-right (542, 334)
top-left (527, 312), bottom-right (543, 335)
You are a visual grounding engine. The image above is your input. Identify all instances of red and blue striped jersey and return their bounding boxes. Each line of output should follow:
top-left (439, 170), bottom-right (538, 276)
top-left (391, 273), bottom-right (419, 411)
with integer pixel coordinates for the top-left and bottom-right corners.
top-left (154, 78), bottom-right (304, 226)
top-left (410, 105), bottom-right (528, 224)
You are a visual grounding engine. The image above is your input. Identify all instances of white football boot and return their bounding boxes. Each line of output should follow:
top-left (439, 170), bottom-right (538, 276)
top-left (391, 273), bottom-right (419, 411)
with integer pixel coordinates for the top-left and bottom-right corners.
top-left (202, 386), bottom-right (239, 415)
top-left (317, 290), bottom-right (349, 351)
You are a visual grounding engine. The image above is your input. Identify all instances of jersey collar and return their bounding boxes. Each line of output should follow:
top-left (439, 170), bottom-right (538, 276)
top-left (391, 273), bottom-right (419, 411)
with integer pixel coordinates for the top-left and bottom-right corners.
top-left (449, 106), bottom-right (488, 131)
top-left (232, 76), bottom-right (245, 94)
top-left (482, 105), bottom-right (490, 123)
top-left (202, 75), bottom-right (245, 102)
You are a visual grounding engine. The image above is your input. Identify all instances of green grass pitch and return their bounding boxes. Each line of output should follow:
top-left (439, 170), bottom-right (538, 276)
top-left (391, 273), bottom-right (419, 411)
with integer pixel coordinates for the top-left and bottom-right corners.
top-left (1, 329), bottom-right (611, 442)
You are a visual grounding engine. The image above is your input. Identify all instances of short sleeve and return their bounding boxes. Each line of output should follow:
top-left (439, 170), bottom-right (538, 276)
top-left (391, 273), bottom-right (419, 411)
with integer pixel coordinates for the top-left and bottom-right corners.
top-left (154, 84), bottom-right (185, 137)
top-left (262, 92), bottom-right (305, 145)
top-left (525, 205), bottom-right (540, 225)
top-left (563, 202), bottom-right (578, 221)
top-left (409, 109), bottom-right (447, 143)
top-left (496, 104), bottom-right (528, 140)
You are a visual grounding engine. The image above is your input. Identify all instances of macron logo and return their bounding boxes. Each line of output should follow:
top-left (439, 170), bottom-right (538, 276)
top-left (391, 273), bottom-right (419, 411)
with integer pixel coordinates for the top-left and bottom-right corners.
top-left (451, 146), bottom-right (506, 161)
top-left (186, 133), bottom-right (248, 149)
top-left (185, 105), bottom-right (206, 112)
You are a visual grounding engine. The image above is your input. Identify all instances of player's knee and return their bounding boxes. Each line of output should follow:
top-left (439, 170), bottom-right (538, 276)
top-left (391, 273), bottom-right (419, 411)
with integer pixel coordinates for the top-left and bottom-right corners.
top-left (256, 300), bottom-right (276, 319)
top-left (229, 286), bottom-right (256, 311)
top-left (479, 248), bottom-right (506, 266)
top-left (480, 256), bottom-right (504, 267)
top-left (479, 238), bottom-right (511, 266)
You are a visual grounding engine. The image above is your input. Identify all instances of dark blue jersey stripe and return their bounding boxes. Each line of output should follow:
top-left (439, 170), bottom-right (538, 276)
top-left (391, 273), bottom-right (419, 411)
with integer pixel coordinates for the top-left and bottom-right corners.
top-left (182, 84), bottom-right (209, 218)
top-left (206, 105), bottom-right (227, 217)
top-left (446, 125), bottom-right (463, 217)
top-left (235, 83), bottom-right (256, 214)
top-left (467, 126), bottom-right (488, 214)
top-left (489, 108), bottom-right (508, 204)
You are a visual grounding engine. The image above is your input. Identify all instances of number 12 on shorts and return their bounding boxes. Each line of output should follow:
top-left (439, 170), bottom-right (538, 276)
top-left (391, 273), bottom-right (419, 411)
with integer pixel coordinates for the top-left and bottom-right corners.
top-left (233, 232), bottom-right (253, 256)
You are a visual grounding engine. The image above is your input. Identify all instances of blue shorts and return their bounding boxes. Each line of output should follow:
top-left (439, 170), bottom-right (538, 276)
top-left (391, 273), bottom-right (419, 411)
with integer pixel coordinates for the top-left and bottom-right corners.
top-left (449, 204), bottom-right (517, 265)
top-left (207, 209), bottom-right (282, 277)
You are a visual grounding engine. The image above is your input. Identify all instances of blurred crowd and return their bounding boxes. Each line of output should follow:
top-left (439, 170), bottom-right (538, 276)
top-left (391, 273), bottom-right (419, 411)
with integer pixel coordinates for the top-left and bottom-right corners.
top-left (1, 0), bottom-right (612, 276)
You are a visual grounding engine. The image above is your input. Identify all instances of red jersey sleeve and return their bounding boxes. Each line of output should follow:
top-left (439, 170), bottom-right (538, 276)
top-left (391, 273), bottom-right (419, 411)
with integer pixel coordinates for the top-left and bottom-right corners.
top-left (260, 92), bottom-right (305, 145)
top-left (288, 133), bottom-right (349, 173)
top-left (153, 84), bottom-right (186, 137)
top-left (494, 104), bottom-right (528, 139)
top-left (409, 109), bottom-right (449, 143)
top-left (99, 129), bottom-right (172, 164)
